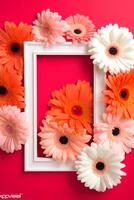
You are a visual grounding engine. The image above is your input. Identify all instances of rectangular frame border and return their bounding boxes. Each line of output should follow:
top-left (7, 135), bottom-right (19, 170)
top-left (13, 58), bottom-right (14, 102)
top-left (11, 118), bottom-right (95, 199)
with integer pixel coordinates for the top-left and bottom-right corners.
top-left (24, 42), bottom-right (105, 171)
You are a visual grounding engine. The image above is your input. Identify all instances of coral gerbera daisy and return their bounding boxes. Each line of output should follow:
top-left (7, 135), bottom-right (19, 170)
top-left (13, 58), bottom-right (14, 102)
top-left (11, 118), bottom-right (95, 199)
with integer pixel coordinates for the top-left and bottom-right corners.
top-left (94, 113), bottom-right (134, 154)
top-left (88, 24), bottom-right (134, 74)
top-left (0, 21), bottom-right (33, 75)
top-left (0, 106), bottom-right (29, 153)
top-left (65, 14), bottom-right (95, 43)
top-left (38, 115), bottom-right (91, 162)
top-left (0, 65), bottom-right (24, 108)
top-left (32, 9), bottom-right (69, 47)
top-left (48, 80), bottom-right (93, 134)
top-left (75, 143), bottom-right (126, 192)
top-left (103, 70), bottom-right (134, 119)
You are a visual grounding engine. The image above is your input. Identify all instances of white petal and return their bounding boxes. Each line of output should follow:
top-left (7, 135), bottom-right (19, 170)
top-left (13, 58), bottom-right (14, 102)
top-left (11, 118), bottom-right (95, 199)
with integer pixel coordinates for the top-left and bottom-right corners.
top-left (75, 142), bottom-right (126, 192)
top-left (88, 24), bottom-right (134, 74)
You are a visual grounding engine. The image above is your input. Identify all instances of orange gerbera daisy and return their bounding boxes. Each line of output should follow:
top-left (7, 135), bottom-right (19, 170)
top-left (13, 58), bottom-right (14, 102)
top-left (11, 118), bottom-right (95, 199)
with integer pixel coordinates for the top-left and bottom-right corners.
top-left (103, 69), bottom-right (134, 119)
top-left (0, 65), bottom-right (24, 108)
top-left (48, 80), bottom-right (93, 134)
top-left (0, 22), bottom-right (33, 75)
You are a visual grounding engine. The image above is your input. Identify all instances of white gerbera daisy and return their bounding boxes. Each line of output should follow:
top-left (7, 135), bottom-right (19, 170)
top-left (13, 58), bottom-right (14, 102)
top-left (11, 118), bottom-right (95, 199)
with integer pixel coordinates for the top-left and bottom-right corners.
top-left (88, 24), bottom-right (134, 74)
top-left (75, 143), bottom-right (126, 192)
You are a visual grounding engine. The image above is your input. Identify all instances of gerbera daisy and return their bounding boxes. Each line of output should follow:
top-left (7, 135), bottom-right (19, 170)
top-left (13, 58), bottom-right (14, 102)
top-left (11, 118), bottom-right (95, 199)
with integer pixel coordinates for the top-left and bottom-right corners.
top-left (48, 80), bottom-right (93, 134)
top-left (0, 21), bottom-right (33, 75)
top-left (0, 65), bottom-right (24, 108)
top-left (0, 106), bottom-right (29, 153)
top-left (65, 14), bottom-right (95, 43)
top-left (38, 115), bottom-right (91, 162)
top-left (32, 9), bottom-right (69, 47)
top-left (94, 113), bottom-right (134, 154)
top-left (88, 24), bottom-right (134, 74)
top-left (75, 143), bottom-right (126, 192)
top-left (103, 70), bottom-right (134, 119)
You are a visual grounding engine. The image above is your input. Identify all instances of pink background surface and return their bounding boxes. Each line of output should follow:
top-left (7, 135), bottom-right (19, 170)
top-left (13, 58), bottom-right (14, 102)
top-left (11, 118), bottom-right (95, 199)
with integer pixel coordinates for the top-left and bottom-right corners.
top-left (0, 0), bottom-right (134, 199)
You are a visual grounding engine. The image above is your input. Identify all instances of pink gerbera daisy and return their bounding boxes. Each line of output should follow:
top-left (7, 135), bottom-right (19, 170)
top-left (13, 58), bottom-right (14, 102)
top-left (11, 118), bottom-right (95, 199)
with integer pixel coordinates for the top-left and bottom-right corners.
top-left (0, 106), bottom-right (29, 153)
top-left (38, 116), bottom-right (91, 162)
top-left (32, 9), bottom-right (69, 47)
top-left (65, 14), bottom-right (95, 43)
top-left (94, 113), bottom-right (134, 154)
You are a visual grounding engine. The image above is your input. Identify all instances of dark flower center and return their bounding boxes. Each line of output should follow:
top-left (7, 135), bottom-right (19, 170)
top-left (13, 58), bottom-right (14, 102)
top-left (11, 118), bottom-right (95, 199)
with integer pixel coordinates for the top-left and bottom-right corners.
top-left (44, 26), bottom-right (50, 33)
top-left (119, 88), bottom-right (129, 100)
top-left (71, 105), bottom-right (83, 116)
top-left (10, 43), bottom-right (21, 53)
top-left (0, 86), bottom-right (8, 95)
top-left (6, 125), bottom-right (14, 134)
top-left (109, 47), bottom-right (118, 55)
top-left (59, 136), bottom-right (68, 144)
top-left (96, 162), bottom-right (105, 170)
top-left (74, 29), bottom-right (82, 34)
top-left (112, 127), bottom-right (120, 136)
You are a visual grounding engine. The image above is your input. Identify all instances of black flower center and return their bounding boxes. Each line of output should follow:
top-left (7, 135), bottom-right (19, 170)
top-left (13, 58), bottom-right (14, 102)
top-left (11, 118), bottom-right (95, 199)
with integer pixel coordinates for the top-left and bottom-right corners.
top-left (119, 88), bottom-right (129, 100)
top-left (71, 105), bottom-right (83, 116)
top-left (109, 47), bottom-right (118, 55)
top-left (59, 136), bottom-right (68, 144)
top-left (0, 86), bottom-right (8, 95)
top-left (74, 29), bottom-right (82, 34)
top-left (96, 162), bottom-right (105, 170)
top-left (10, 43), bottom-right (21, 53)
top-left (112, 127), bottom-right (120, 136)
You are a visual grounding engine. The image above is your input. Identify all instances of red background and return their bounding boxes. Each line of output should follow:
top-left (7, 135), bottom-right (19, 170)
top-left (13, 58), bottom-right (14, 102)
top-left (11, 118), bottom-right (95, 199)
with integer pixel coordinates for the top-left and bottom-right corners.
top-left (0, 0), bottom-right (134, 199)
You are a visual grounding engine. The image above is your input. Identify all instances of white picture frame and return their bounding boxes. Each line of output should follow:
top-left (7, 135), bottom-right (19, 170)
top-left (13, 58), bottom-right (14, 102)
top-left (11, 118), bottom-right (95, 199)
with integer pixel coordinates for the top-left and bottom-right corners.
top-left (24, 41), bottom-right (105, 172)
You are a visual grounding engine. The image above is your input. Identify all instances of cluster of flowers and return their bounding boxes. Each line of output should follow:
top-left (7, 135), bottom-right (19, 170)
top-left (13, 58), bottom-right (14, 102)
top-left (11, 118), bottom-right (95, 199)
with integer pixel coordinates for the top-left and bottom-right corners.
top-left (1, 8), bottom-right (134, 192)
top-left (32, 9), bottom-right (96, 46)
top-left (75, 23), bottom-right (134, 192)
top-left (0, 22), bottom-right (33, 153)
top-left (0, 9), bottom-right (96, 155)
top-left (38, 80), bottom-right (93, 161)
top-left (35, 10), bottom-right (134, 192)
top-left (75, 22), bottom-right (134, 191)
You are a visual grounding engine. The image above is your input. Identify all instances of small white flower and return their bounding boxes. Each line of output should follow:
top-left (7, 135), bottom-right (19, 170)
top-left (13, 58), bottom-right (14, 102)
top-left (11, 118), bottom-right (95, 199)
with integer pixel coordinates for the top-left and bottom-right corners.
top-left (75, 143), bottom-right (126, 192)
top-left (88, 24), bottom-right (134, 74)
